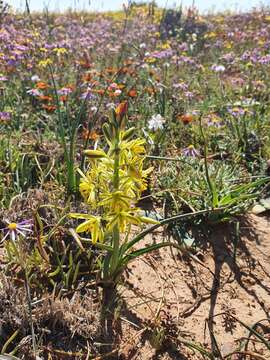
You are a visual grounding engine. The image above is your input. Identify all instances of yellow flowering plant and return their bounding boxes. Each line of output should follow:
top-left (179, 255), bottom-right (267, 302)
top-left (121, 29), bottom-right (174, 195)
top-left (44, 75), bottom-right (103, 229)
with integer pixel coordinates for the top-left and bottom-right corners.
top-left (70, 105), bottom-right (174, 286)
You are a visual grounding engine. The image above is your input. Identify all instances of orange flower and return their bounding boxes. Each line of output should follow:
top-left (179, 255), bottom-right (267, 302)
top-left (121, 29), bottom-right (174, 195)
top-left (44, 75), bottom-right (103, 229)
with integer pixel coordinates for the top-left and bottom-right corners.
top-left (121, 67), bottom-right (129, 74)
top-left (81, 128), bottom-right (100, 141)
top-left (93, 89), bottom-right (105, 95)
top-left (115, 101), bottom-right (128, 117)
top-left (38, 95), bottom-right (53, 102)
top-left (42, 104), bottom-right (56, 112)
top-left (60, 95), bottom-right (67, 102)
top-left (82, 73), bottom-right (92, 82)
top-left (36, 81), bottom-right (49, 89)
top-left (124, 59), bottom-right (133, 65)
top-left (79, 60), bottom-right (92, 69)
top-left (145, 87), bottom-right (155, 95)
top-left (128, 89), bottom-right (137, 98)
top-left (106, 67), bottom-right (117, 74)
top-left (7, 66), bottom-right (16, 73)
top-left (178, 113), bottom-right (194, 125)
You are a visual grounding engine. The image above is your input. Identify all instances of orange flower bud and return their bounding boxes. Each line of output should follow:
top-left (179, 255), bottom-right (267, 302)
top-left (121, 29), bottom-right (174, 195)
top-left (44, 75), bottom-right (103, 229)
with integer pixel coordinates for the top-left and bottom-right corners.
top-left (115, 101), bottom-right (128, 117)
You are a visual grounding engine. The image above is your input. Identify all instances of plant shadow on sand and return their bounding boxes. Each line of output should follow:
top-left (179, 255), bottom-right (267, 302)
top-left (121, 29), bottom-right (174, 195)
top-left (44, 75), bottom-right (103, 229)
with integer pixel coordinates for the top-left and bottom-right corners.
top-left (117, 213), bottom-right (270, 359)
top-left (205, 215), bottom-right (270, 353)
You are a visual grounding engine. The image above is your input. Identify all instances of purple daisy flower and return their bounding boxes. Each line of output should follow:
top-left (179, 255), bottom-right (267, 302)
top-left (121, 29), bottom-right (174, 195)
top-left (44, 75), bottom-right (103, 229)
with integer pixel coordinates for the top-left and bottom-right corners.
top-left (1, 219), bottom-right (33, 242)
top-left (80, 89), bottom-right (95, 100)
top-left (0, 111), bottom-right (11, 121)
top-left (57, 87), bottom-right (73, 96)
top-left (182, 145), bottom-right (200, 157)
top-left (228, 107), bottom-right (245, 117)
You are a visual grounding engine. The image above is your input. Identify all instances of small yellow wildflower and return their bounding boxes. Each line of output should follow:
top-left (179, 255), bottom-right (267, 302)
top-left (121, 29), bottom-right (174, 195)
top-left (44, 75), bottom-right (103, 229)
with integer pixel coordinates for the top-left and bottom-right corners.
top-left (38, 59), bottom-right (53, 68)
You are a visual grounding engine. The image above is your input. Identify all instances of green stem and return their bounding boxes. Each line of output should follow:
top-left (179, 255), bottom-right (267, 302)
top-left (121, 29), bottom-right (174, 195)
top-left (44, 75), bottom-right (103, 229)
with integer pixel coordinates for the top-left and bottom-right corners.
top-left (110, 129), bottom-right (121, 279)
top-left (25, 270), bottom-right (37, 357)
top-left (199, 116), bottom-right (215, 205)
top-left (146, 155), bottom-right (186, 162)
top-left (113, 133), bottom-right (120, 189)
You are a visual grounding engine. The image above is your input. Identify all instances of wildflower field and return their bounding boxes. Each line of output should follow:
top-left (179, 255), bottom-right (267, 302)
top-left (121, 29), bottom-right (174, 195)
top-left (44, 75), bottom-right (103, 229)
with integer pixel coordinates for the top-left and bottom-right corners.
top-left (1, 1), bottom-right (270, 359)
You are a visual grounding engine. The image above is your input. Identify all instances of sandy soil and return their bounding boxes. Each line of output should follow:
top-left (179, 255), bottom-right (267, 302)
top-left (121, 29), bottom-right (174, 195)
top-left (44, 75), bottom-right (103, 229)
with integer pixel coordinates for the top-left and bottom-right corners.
top-left (1, 212), bottom-right (269, 359)
top-left (116, 214), bottom-right (270, 359)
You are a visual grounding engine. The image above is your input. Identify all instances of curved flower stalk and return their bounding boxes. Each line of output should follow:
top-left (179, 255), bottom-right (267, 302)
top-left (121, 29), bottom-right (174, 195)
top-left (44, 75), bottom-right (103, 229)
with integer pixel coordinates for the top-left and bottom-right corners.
top-left (70, 104), bottom-right (161, 284)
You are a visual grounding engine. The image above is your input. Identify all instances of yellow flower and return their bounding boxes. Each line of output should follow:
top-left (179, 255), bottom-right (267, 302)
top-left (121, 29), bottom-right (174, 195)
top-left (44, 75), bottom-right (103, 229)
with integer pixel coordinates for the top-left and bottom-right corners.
top-left (127, 138), bottom-right (146, 156)
top-left (79, 178), bottom-right (96, 205)
top-left (205, 32), bottom-right (216, 39)
top-left (125, 159), bottom-right (153, 192)
top-left (99, 191), bottom-right (132, 211)
top-left (71, 114), bottom-right (157, 246)
top-left (118, 137), bottom-right (146, 157)
top-left (78, 165), bottom-right (111, 207)
top-left (106, 210), bottom-right (159, 233)
top-left (224, 41), bottom-right (232, 49)
top-left (161, 42), bottom-right (171, 49)
top-left (70, 213), bottom-right (104, 243)
top-left (38, 59), bottom-right (52, 68)
top-left (53, 47), bottom-right (68, 56)
top-left (145, 57), bottom-right (156, 63)
top-left (106, 210), bottom-right (141, 232)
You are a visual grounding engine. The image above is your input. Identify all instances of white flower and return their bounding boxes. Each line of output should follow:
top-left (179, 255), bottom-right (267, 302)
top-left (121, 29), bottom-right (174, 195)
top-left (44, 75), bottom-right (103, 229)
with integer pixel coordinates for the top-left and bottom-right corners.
top-left (31, 75), bottom-right (40, 82)
top-left (148, 114), bottom-right (165, 131)
top-left (141, 63), bottom-right (149, 70)
top-left (90, 106), bottom-right (98, 113)
top-left (211, 64), bottom-right (225, 72)
top-left (106, 102), bottom-right (115, 110)
top-left (192, 33), bottom-right (197, 41)
top-left (114, 89), bottom-right (122, 96)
